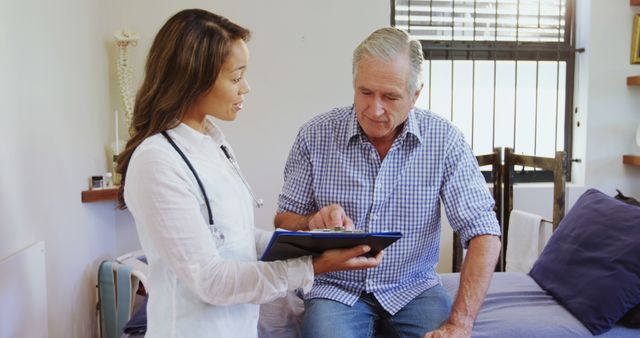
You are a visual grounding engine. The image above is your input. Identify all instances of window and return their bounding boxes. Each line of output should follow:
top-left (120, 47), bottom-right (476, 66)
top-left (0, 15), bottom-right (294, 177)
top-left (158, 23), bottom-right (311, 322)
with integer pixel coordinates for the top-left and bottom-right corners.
top-left (392, 0), bottom-right (581, 181)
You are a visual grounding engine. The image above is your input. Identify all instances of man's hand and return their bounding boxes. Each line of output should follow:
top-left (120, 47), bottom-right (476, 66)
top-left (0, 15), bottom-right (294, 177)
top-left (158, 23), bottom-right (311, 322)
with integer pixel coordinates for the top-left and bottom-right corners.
top-left (423, 322), bottom-right (471, 338)
top-left (312, 245), bottom-right (383, 275)
top-left (308, 204), bottom-right (355, 230)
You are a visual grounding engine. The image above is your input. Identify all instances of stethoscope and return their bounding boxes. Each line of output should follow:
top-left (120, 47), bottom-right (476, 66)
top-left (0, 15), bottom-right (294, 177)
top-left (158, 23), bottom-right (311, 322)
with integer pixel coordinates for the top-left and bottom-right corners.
top-left (161, 131), bottom-right (263, 228)
top-left (219, 144), bottom-right (264, 208)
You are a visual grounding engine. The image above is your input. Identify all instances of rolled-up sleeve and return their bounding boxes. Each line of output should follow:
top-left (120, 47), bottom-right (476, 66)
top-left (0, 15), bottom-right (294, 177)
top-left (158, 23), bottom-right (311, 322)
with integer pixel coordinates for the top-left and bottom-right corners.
top-left (277, 129), bottom-right (317, 215)
top-left (440, 132), bottom-right (501, 248)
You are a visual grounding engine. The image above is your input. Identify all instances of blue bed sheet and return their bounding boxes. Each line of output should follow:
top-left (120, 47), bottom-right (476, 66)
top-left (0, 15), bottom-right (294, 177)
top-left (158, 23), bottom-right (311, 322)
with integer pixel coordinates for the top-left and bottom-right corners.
top-left (440, 272), bottom-right (640, 337)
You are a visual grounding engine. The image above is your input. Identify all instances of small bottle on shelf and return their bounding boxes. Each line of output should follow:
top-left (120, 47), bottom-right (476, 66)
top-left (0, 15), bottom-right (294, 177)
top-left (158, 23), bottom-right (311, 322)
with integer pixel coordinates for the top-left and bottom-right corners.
top-left (91, 176), bottom-right (104, 190)
top-left (103, 172), bottom-right (113, 188)
top-left (113, 155), bottom-right (122, 186)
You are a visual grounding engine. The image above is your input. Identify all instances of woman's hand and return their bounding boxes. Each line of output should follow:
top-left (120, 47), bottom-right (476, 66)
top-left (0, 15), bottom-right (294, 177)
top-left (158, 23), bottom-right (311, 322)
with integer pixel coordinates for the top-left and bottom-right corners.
top-left (312, 245), bottom-right (383, 275)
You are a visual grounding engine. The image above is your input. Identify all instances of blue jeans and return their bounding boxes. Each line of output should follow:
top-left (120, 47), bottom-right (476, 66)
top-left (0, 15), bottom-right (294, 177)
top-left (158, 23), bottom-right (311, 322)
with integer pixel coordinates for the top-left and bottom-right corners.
top-left (302, 284), bottom-right (452, 338)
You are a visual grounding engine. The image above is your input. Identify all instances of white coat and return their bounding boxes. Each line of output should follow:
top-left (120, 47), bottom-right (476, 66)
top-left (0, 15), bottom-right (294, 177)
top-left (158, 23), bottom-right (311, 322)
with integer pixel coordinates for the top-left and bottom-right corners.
top-left (124, 118), bottom-right (313, 338)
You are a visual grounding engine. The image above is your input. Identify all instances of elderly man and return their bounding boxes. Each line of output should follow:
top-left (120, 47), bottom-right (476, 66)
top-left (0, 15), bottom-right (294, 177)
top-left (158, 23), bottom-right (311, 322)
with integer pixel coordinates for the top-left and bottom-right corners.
top-left (275, 27), bottom-right (501, 338)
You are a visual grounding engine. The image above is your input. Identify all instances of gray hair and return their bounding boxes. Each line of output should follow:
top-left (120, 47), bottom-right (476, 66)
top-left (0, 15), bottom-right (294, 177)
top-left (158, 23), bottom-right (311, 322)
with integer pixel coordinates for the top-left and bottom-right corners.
top-left (352, 27), bottom-right (424, 95)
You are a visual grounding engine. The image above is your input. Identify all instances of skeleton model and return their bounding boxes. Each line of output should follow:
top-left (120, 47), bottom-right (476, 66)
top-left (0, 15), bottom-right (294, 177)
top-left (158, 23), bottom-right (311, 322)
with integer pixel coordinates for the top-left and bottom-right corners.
top-left (113, 30), bottom-right (139, 132)
top-left (110, 30), bottom-right (140, 183)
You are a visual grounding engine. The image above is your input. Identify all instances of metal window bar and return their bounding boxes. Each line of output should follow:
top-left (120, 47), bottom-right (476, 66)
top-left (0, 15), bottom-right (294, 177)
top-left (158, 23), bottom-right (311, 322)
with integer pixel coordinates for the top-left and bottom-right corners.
top-left (509, 0), bottom-right (515, 155)
top-left (492, 0), bottom-right (498, 150)
top-left (450, 0), bottom-right (455, 122)
top-left (471, 0), bottom-right (477, 147)
top-left (392, 0), bottom-right (583, 182)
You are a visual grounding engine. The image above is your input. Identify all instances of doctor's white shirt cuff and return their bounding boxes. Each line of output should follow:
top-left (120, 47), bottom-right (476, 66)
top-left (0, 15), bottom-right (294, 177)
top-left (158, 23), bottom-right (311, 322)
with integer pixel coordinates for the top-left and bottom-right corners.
top-left (286, 256), bottom-right (314, 293)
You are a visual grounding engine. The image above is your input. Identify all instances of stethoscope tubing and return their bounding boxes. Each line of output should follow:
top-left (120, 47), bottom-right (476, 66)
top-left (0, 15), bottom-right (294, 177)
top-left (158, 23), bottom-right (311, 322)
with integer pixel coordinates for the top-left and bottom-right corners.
top-left (161, 131), bottom-right (263, 227)
top-left (220, 145), bottom-right (264, 208)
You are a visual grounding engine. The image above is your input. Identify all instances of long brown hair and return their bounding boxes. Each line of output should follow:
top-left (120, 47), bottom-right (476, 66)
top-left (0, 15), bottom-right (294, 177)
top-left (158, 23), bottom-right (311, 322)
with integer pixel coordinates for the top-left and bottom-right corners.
top-left (116, 9), bottom-right (251, 208)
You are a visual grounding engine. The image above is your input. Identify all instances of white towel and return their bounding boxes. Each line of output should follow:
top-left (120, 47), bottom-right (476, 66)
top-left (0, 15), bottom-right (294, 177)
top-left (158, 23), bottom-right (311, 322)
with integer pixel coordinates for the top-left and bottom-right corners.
top-left (505, 209), bottom-right (553, 272)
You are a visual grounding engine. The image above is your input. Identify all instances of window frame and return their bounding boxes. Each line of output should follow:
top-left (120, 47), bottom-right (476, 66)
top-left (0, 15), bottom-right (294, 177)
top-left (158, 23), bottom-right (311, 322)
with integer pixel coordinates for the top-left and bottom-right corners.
top-left (391, 0), bottom-right (580, 182)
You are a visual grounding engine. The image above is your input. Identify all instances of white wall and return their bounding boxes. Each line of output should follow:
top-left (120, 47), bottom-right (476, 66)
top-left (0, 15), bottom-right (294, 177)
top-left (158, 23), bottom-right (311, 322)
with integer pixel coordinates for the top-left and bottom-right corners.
top-left (108, 0), bottom-right (389, 232)
top-left (581, 0), bottom-right (640, 193)
top-left (0, 1), bottom-right (118, 337)
top-left (1, 0), bottom-right (388, 336)
top-left (2, 0), bottom-right (640, 336)
top-left (109, 0), bottom-right (391, 253)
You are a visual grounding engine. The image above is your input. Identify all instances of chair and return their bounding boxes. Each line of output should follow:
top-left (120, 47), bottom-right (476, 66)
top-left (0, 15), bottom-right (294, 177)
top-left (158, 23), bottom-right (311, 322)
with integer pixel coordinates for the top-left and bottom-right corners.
top-left (97, 251), bottom-right (148, 338)
top-left (452, 147), bottom-right (566, 272)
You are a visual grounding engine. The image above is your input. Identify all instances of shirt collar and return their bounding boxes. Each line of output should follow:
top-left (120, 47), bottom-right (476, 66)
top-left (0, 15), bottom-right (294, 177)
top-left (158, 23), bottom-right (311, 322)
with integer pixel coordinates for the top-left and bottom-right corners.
top-left (344, 107), bottom-right (361, 146)
top-left (402, 108), bottom-right (423, 144)
top-left (169, 116), bottom-right (225, 151)
top-left (342, 107), bottom-right (423, 147)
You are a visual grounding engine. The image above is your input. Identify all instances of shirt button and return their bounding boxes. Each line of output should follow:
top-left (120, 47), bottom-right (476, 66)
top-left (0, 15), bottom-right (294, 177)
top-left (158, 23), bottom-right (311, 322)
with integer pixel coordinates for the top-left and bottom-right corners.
top-left (371, 214), bottom-right (378, 221)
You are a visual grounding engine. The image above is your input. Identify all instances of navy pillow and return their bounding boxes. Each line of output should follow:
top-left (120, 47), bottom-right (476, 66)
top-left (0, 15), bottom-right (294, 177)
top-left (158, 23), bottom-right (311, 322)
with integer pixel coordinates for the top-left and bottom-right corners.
top-left (530, 188), bottom-right (640, 335)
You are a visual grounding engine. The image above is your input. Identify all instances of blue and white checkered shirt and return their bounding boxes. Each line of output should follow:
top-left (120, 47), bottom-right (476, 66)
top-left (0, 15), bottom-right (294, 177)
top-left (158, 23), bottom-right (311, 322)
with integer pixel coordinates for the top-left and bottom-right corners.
top-left (278, 106), bottom-right (501, 315)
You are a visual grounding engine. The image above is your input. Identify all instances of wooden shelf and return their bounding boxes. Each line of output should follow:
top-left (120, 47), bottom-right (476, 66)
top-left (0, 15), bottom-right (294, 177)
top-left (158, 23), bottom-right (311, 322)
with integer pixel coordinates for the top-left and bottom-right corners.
top-left (632, 0), bottom-right (640, 6)
top-left (81, 187), bottom-right (119, 203)
top-left (628, 76), bottom-right (640, 86)
top-left (623, 155), bottom-right (640, 167)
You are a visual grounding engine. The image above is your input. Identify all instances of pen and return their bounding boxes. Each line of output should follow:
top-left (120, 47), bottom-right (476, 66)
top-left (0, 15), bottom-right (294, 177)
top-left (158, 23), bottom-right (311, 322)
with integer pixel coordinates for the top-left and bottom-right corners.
top-left (220, 145), bottom-right (234, 162)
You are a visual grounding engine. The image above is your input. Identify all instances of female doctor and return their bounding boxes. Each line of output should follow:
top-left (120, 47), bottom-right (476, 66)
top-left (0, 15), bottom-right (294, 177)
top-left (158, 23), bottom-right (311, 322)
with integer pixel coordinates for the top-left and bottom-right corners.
top-left (116, 9), bottom-right (382, 338)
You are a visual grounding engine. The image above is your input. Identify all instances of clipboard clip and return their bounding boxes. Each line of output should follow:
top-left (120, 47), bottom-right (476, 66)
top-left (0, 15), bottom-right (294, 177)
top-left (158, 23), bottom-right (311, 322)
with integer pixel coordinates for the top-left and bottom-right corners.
top-left (310, 227), bottom-right (366, 233)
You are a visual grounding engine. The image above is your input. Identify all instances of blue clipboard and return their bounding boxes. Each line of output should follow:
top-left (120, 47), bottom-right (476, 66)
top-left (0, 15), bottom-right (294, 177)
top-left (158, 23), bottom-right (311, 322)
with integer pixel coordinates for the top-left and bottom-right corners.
top-left (260, 230), bottom-right (402, 262)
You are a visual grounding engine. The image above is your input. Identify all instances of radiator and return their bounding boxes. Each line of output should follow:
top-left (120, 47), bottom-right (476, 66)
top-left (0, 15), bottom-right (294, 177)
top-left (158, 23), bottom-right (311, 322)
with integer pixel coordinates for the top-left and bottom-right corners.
top-left (0, 241), bottom-right (48, 338)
